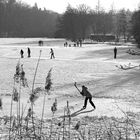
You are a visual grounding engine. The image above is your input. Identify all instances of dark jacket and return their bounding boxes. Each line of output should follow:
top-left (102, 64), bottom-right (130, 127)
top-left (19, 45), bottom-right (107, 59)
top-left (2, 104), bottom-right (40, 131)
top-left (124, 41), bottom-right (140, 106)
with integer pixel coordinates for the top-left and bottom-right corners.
top-left (81, 86), bottom-right (92, 97)
top-left (114, 47), bottom-right (117, 53)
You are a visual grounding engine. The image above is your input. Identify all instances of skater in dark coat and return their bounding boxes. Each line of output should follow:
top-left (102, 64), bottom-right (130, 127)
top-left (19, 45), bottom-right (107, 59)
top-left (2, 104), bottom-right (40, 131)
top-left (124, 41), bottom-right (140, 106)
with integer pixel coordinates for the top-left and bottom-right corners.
top-left (27, 47), bottom-right (31, 57)
top-left (20, 49), bottom-right (24, 58)
top-left (114, 47), bottom-right (117, 59)
top-left (81, 85), bottom-right (96, 109)
top-left (74, 82), bottom-right (96, 109)
top-left (50, 48), bottom-right (55, 59)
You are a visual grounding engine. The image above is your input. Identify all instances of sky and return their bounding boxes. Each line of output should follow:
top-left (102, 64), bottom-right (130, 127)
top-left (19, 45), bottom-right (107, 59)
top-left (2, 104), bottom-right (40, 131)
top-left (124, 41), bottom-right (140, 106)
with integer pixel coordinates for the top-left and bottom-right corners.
top-left (21, 0), bottom-right (140, 13)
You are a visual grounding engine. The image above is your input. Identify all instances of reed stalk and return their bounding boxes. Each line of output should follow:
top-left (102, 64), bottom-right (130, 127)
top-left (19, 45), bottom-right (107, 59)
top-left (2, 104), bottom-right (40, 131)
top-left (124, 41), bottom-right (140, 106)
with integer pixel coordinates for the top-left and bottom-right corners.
top-left (40, 92), bottom-right (47, 134)
top-left (40, 68), bottom-right (52, 134)
top-left (9, 80), bottom-right (15, 140)
top-left (31, 50), bottom-right (42, 137)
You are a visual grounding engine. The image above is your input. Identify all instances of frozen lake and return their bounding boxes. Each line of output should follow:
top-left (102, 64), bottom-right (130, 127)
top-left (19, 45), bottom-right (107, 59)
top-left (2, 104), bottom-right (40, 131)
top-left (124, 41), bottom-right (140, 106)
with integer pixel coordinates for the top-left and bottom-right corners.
top-left (0, 38), bottom-right (140, 119)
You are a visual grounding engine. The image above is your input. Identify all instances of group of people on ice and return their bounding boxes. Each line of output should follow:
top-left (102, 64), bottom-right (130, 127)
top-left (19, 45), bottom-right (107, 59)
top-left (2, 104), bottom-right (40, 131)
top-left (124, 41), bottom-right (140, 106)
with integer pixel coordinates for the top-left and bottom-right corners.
top-left (20, 47), bottom-right (31, 58)
top-left (64, 39), bottom-right (82, 47)
top-left (20, 48), bottom-right (55, 59)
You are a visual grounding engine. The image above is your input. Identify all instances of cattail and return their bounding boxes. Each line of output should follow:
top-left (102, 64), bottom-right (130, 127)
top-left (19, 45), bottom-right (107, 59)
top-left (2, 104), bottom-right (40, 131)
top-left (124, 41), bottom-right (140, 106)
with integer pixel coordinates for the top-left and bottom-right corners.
top-left (50, 99), bottom-right (57, 140)
top-left (20, 65), bottom-right (28, 87)
top-left (14, 62), bottom-right (28, 87)
top-left (20, 65), bottom-right (25, 80)
top-left (29, 93), bottom-right (39, 103)
top-left (58, 122), bottom-right (62, 127)
top-left (74, 121), bottom-right (80, 130)
top-left (33, 87), bottom-right (42, 94)
top-left (29, 87), bottom-right (42, 103)
top-left (16, 60), bottom-right (20, 76)
top-left (12, 87), bottom-right (19, 102)
top-left (0, 98), bottom-right (2, 110)
top-left (66, 101), bottom-right (70, 115)
top-left (27, 108), bottom-right (32, 117)
top-left (51, 99), bottom-right (57, 114)
top-left (45, 68), bottom-right (52, 92)
top-left (14, 61), bottom-right (21, 83)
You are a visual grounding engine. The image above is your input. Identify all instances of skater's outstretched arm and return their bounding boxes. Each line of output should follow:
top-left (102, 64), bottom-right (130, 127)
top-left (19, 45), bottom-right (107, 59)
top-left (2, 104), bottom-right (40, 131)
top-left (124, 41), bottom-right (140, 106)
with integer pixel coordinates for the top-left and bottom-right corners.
top-left (74, 82), bottom-right (83, 96)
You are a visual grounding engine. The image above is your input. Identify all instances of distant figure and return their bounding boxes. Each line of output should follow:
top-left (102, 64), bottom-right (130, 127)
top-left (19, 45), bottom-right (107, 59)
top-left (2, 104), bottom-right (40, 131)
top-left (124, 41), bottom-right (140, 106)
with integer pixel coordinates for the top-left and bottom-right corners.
top-left (76, 40), bottom-right (79, 47)
top-left (20, 49), bottom-right (24, 58)
top-left (65, 42), bottom-right (68, 47)
top-left (27, 47), bottom-right (31, 57)
top-left (114, 47), bottom-right (117, 59)
top-left (74, 83), bottom-right (96, 109)
top-left (74, 43), bottom-right (76, 47)
top-left (64, 42), bottom-right (68, 47)
top-left (38, 40), bottom-right (43, 46)
top-left (79, 39), bottom-right (82, 47)
top-left (50, 48), bottom-right (55, 59)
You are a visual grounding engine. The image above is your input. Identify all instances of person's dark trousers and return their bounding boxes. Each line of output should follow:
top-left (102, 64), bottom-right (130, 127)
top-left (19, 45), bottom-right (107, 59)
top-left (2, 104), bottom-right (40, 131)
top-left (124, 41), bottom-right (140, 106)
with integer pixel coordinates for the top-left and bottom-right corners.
top-left (84, 97), bottom-right (96, 108)
top-left (114, 53), bottom-right (116, 59)
top-left (51, 54), bottom-right (55, 59)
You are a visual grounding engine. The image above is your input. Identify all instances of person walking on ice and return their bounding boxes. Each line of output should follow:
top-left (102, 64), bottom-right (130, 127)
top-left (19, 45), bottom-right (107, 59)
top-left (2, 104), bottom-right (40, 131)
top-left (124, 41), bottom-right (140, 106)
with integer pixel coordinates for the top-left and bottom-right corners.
top-left (50, 48), bottom-right (55, 59)
top-left (114, 47), bottom-right (117, 59)
top-left (74, 82), bottom-right (96, 109)
top-left (20, 49), bottom-right (24, 58)
top-left (27, 47), bottom-right (31, 57)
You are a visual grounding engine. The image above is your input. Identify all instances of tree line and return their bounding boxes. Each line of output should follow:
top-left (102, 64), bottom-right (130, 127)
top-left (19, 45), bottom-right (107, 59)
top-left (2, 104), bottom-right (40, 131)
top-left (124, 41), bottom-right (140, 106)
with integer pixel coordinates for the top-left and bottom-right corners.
top-left (0, 0), bottom-right (58, 37)
top-left (55, 4), bottom-right (133, 42)
top-left (0, 0), bottom-right (140, 46)
top-left (56, 4), bottom-right (140, 46)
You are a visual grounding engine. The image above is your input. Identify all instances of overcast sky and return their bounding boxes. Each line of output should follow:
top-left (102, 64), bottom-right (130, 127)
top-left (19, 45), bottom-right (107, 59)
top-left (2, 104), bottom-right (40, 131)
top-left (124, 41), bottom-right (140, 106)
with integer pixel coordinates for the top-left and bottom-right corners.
top-left (21, 0), bottom-right (140, 13)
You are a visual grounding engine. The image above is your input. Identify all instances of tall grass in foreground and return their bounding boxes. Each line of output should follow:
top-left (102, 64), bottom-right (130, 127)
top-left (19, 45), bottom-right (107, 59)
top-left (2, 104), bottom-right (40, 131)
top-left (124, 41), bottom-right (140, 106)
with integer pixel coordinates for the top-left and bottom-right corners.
top-left (0, 100), bottom-right (140, 139)
top-left (9, 59), bottom-right (29, 139)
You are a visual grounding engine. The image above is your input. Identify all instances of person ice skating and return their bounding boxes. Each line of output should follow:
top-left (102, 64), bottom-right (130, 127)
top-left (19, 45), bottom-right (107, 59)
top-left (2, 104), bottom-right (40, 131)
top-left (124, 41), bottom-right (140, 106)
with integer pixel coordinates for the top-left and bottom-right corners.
top-left (50, 48), bottom-right (55, 59)
top-left (20, 49), bottom-right (24, 58)
top-left (114, 47), bottom-right (117, 59)
top-left (27, 47), bottom-right (31, 57)
top-left (74, 82), bottom-right (96, 109)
